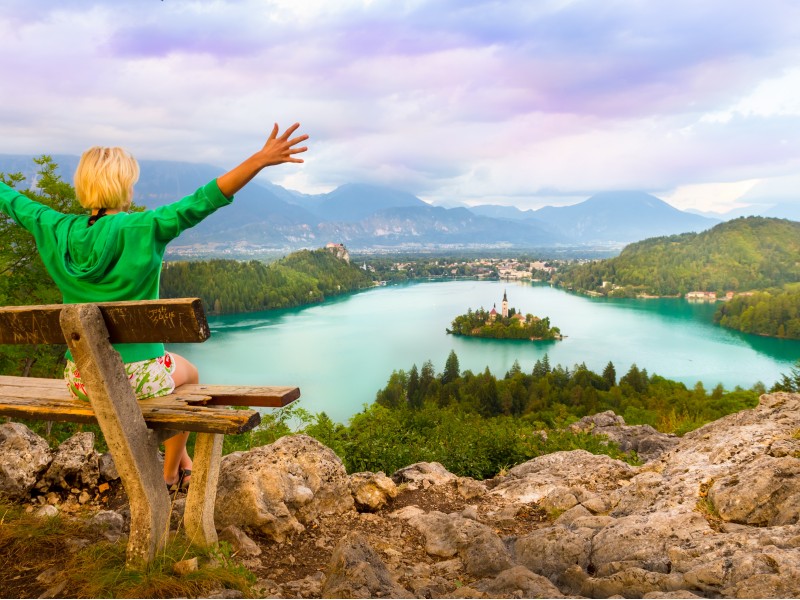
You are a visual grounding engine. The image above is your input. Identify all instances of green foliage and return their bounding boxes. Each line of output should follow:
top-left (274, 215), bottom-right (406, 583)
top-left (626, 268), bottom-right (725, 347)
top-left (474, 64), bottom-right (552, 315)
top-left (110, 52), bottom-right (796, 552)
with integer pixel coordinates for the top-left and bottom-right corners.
top-left (0, 157), bottom-right (84, 378)
top-left (769, 359), bottom-right (800, 393)
top-left (159, 249), bottom-right (374, 315)
top-left (447, 306), bottom-right (561, 340)
top-left (318, 402), bottom-right (635, 479)
top-left (375, 352), bottom-right (760, 435)
top-left (714, 284), bottom-right (800, 339)
top-left (555, 217), bottom-right (800, 297)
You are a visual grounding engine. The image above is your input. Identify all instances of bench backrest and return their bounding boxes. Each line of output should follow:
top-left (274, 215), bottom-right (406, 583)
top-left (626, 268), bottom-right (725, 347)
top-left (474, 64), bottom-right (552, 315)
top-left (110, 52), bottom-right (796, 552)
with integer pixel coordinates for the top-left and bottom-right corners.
top-left (0, 298), bottom-right (209, 345)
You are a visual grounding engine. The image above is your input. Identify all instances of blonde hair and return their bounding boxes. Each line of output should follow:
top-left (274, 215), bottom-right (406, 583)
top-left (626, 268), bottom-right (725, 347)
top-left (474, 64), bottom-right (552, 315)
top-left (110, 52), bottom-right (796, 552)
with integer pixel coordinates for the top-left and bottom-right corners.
top-left (74, 146), bottom-right (140, 210)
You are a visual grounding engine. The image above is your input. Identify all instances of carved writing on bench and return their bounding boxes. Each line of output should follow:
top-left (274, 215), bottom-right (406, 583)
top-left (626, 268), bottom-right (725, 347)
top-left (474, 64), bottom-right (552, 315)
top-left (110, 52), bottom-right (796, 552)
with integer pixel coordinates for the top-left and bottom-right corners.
top-left (0, 299), bottom-right (210, 345)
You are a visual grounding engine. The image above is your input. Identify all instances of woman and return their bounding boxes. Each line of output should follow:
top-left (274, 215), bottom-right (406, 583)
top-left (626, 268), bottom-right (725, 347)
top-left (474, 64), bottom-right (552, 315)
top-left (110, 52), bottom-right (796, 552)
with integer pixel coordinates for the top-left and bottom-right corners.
top-left (0, 123), bottom-right (309, 489)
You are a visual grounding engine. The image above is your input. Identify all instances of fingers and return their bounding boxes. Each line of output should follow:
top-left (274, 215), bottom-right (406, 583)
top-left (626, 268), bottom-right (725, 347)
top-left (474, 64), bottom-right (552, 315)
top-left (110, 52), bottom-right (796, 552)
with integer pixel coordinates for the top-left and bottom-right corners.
top-left (261, 122), bottom-right (308, 165)
top-left (288, 134), bottom-right (309, 147)
top-left (279, 122), bottom-right (301, 141)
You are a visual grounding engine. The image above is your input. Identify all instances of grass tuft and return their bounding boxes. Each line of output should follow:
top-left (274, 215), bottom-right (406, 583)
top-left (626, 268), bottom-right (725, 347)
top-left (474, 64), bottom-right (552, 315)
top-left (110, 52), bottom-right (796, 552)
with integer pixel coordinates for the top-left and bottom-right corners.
top-left (65, 538), bottom-right (257, 599)
top-left (0, 499), bottom-right (257, 598)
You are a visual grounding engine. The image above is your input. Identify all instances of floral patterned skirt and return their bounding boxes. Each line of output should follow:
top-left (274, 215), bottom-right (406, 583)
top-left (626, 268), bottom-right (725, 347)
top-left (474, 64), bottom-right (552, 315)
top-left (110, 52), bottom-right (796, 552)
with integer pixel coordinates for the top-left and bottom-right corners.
top-left (64, 353), bottom-right (176, 401)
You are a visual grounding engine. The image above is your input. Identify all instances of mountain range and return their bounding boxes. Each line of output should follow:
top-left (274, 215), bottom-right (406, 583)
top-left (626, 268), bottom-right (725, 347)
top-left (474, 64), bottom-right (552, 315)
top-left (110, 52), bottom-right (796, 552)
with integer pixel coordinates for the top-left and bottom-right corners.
top-left (0, 154), bottom-right (737, 254)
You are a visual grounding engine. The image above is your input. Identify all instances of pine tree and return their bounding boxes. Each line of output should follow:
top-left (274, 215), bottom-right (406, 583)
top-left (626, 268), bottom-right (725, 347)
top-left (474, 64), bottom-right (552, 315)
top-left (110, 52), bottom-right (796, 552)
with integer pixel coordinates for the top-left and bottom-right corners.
top-left (602, 361), bottom-right (617, 387)
top-left (407, 364), bottom-right (422, 409)
top-left (442, 350), bottom-right (460, 385)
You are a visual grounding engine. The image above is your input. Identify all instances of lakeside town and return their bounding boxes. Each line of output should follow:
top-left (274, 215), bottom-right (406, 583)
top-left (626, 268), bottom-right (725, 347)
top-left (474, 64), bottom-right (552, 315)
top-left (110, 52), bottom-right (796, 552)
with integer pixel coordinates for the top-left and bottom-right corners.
top-left (370, 255), bottom-right (753, 303)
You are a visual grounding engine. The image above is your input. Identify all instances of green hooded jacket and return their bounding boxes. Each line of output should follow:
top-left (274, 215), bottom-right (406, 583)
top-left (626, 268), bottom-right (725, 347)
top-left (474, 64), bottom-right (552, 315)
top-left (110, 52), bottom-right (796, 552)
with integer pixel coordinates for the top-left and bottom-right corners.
top-left (0, 180), bottom-right (233, 362)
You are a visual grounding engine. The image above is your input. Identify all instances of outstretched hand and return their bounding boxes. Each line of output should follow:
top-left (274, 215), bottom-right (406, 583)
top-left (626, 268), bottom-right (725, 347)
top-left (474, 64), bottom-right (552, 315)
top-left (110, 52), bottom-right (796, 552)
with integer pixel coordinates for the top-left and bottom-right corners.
top-left (217, 122), bottom-right (309, 198)
top-left (258, 123), bottom-right (309, 167)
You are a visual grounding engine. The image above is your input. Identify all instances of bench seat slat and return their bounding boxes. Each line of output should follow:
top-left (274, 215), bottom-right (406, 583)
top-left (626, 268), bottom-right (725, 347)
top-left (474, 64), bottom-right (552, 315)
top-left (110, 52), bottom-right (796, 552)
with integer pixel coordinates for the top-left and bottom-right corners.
top-left (0, 298), bottom-right (209, 345)
top-left (176, 384), bottom-right (301, 407)
top-left (0, 376), bottom-right (299, 408)
top-left (0, 393), bottom-right (261, 435)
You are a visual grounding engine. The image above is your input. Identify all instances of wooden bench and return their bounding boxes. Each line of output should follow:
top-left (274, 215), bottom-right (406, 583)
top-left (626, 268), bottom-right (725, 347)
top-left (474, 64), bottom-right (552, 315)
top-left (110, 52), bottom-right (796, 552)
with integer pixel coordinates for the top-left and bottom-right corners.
top-left (0, 298), bottom-right (300, 565)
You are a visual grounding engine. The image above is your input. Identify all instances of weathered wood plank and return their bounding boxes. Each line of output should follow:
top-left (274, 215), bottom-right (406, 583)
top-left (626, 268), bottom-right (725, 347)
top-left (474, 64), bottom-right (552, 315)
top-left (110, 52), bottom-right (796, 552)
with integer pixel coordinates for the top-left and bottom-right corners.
top-left (0, 298), bottom-right (209, 345)
top-left (175, 384), bottom-right (301, 407)
top-left (0, 376), bottom-right (300, 408)
top-left (0, 394), bottom-right (261, 434)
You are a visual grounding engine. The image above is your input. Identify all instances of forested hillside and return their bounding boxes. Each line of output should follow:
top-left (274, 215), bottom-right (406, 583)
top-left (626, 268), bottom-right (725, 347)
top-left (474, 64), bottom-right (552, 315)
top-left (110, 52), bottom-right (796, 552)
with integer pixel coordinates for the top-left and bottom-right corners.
top-left (714, 284), bottom-right (800, 339)
top-left (554, 217), bottom-right (800, 297)
top-left (160, 249), bottom-right (374, 315)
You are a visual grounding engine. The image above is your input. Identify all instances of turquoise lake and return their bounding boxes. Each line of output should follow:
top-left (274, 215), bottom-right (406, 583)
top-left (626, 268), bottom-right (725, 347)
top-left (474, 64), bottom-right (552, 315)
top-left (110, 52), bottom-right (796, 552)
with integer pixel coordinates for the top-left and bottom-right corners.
top-left (171, 280), bottom-right (800, 424)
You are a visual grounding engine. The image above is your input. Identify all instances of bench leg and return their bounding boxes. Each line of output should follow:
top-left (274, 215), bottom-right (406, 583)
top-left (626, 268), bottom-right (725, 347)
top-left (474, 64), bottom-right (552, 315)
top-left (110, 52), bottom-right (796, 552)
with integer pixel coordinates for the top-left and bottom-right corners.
top-left (60, 304), bottom-right (171, 566)
top-left (184, 432), bottom-right (223, 546)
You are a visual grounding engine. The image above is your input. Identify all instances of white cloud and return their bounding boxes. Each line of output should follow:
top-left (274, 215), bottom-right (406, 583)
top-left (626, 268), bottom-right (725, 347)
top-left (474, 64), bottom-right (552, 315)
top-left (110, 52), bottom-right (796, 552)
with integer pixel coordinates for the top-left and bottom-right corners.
top-left (660, 179), bottom-right (761, 214)
top-left (701, 68), bottom-right (800, 124)
top-left (2, 0), bottom-right (800, 214)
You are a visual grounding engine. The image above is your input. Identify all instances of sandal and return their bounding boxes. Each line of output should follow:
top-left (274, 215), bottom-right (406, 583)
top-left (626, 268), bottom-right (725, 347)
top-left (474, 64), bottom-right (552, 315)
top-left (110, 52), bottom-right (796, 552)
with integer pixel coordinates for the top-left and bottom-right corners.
top-left (166, 468), bottom-right (192, 493)
top-left (178, 468), bottom-right (191, 491)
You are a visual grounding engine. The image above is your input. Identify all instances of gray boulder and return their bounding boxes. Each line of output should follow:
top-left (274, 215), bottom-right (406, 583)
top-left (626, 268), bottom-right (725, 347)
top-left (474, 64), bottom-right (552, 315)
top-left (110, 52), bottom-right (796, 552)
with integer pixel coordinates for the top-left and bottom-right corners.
top-left (0, 422), bottom-right (51, 499)
top-left (37, 431), bottom-right (99, 492)
top-left (569, 411), bottom-right (679, 462)
top-left (406, 510), bottom-right (513, 577)
top-left (392, 461), bottom-right (457, 489)
top-left (87, 510), bottom-right (125, 542)
top-left (475, 565), bottom-right (564, 598)
top-left (321, 532), bottom-right (413, 598)
top-left (707, 455), bottom-right (800, 526)
top-left (512, 524), bottom-right (593, 580)
top-left (214, 434), bottom-right (354, 542)
top-left (490, 449), bottom-right (637, 506)
top-left (97, 452), bottom-right (119, 481)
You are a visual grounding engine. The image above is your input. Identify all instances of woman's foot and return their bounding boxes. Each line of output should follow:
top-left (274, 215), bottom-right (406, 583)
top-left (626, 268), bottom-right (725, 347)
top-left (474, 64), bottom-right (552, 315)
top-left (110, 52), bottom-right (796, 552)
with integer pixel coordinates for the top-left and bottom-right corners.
top-left (166, 468), bottom-right (191, 492)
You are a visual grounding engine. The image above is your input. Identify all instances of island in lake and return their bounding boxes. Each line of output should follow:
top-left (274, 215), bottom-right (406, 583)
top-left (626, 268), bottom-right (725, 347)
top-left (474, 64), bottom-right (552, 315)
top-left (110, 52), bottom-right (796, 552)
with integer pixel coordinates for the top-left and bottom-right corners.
top-left (447, 290), bottom-right (563, 340)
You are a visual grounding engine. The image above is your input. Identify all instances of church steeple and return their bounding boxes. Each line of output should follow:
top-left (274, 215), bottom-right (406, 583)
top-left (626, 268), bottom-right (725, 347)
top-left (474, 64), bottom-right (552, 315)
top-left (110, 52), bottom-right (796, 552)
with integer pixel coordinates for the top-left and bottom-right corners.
top-left (502, 289), bottom-right (509, 318)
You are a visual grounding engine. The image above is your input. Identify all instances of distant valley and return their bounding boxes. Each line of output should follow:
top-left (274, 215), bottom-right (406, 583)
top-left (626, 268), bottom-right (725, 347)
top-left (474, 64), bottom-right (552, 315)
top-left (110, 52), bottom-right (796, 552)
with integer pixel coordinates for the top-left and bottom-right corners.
top-left (1, 153), bottom-right (781, 256)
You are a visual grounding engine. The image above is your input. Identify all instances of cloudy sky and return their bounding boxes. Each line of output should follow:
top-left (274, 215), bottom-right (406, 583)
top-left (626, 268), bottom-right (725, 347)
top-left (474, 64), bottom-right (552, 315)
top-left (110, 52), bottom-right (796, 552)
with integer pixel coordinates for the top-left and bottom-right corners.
top-left (1, 0), bottom-right (799, 214)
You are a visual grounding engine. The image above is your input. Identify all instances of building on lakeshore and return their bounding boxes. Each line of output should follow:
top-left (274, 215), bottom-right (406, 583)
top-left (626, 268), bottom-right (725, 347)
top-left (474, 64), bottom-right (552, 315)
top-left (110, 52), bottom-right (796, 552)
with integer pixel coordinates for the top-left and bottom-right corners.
top-left (686, 291), bottom-right (717, 302)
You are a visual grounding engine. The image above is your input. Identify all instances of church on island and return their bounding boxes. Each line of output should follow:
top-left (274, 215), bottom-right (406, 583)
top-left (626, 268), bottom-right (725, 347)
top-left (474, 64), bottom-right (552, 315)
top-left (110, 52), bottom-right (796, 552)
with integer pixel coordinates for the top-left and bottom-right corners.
top-left (488, 290), bottom-right (539, 326)
top-left (447, 290), bottom-right (560, 341)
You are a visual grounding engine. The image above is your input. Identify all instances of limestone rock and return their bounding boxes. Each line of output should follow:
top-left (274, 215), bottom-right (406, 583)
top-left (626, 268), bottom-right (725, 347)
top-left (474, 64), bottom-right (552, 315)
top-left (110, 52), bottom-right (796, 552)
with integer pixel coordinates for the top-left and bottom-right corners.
top-left (457, 477), bottom-right (487, 500)
top-left (218, 524), bottom-right (262, 557)
top-left (349, 471), bottom-right (398, 512)
top-left (590, 510), bottom-right (711, 574)
top-left (173, 557), bottom-right (198, 576)
top-left (321, 532), bottom-right (413, 598)
top-left (34, 504), bottom-right (58, 519)
top-left (707, 455), bottom-right (800, 526)
top-left (475, 565), bottom-right (564, 598)
top-left (512, 524), bottom-right (593, 580)
top-left (408, 511), bottom-right (512, 577)
top-left (490, 449), bottom-right (637, 506)
top-left (570, 566), bottom-right (687, 598)
top-left (98, 452), bottom-right (119, 481)
top-left (569, 411), bottom-right (679, 462)
top-left (214, 434), bottom-right (354, 542)
top-left (37, 432), bottom-right (99, 492)
top-left (88, 510), bottom-right (125, 542)
top-left (0, 422), bottom-right (51, 499)
top-left (392, 461), bottom-right (457, 489)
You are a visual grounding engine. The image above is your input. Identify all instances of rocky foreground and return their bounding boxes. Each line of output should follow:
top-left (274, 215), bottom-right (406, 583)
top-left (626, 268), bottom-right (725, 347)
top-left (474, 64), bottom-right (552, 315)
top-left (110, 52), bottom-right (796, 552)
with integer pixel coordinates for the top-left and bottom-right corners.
top-left (1, 392), bottom-right (799, 599)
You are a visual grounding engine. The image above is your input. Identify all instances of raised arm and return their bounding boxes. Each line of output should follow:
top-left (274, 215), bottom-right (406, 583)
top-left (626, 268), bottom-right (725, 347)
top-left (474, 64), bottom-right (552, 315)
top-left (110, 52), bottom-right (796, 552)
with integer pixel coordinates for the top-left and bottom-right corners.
top-left (216, 123), bottom-right (308, 198)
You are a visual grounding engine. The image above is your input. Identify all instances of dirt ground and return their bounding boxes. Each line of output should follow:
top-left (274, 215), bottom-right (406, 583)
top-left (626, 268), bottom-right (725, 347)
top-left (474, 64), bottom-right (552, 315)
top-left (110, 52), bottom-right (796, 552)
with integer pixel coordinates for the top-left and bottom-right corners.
top-left (1, 477), bottom-right (550, 599)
